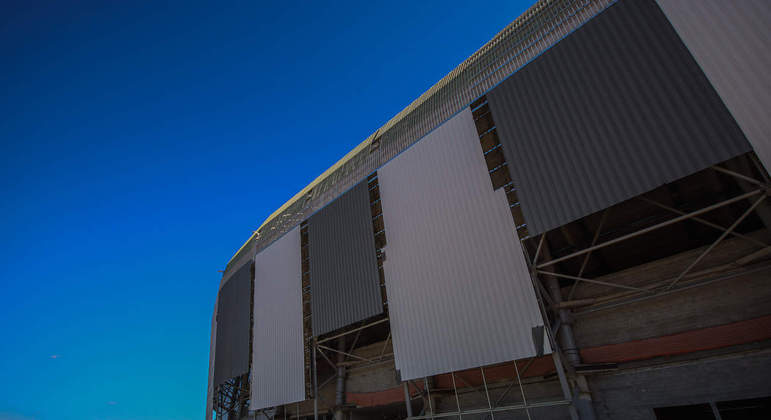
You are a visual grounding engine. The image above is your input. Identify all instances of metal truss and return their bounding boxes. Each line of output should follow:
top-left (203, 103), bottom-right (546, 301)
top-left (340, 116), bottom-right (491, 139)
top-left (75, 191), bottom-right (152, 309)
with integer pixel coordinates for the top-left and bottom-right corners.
top-left (531, 165), bottom-right (770, 312)
top-left (215, 374), bottom-right (250, 420)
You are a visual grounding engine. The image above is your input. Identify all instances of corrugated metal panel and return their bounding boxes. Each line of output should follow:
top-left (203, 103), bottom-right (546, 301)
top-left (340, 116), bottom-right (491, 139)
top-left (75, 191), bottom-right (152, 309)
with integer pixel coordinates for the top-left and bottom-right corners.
top-left (213, 262), bottom-right (251, 387)
top-left (206, 298), bottom-right (217, 420)
top-left (486, 0), bottom-right (753, 236)
top-left (222, 243), bottom-right (257, 289)
top-left (378, 109), bottom-right (549, 381)
top-left (250, 227), bottom-right (305, 410)
top-left (226, 0), bottom-right (619, 273)
top-left (655, 0), bottom-right (771, 172)
top-left (308, 180), bottom-right (381, 336)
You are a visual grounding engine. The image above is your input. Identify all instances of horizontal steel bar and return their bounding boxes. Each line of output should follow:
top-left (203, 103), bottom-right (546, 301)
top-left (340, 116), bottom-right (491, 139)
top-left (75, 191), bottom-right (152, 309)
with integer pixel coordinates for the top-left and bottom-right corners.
top-left (574, 262), bottom-right (771, 315)
top-left (407, 399), bottom-right (571, 419)
top-left (317, 317), bottom-right (390, 344)
top-left (537, 270), bottom-right (656, 293)
top-left (639, 197), bottom-right (767, 248)
top-left (536, 189), bottom-right (763, 269)
top-left (711, 165), bottom-right (766, 187)
top-left (317, 344), bottom-right (372, 363)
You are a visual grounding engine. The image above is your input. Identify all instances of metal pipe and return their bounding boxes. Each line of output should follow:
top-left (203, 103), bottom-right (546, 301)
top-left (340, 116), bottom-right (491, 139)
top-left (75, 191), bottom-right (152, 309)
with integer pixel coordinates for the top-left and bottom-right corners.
top-left (532, 234), bottom-right (545, 265)
top-left (542, 273), bottom-right (580, 364)
top-left (710, 402), bottom-right (724, 420)
top-left (569, 209), bottom-right (610, 299)
top-left (537, 240), bottom-right (591, 420)
top-left (480, 367), bottom-right (495, 420)
top-left (527, 265), bottom-right (580, 420)
top-left (425, 377), bottom-right (434, 418)
top-left (513, 360), bottom-right (532, 420)
top-left (335, 338), bottom-right (346, 420)
top-left (404, 382), bottom-right (414, 417)
top-left (451, 372), bottom-right (463, 419)
top-left (536, 189), bottom-right (763, 269)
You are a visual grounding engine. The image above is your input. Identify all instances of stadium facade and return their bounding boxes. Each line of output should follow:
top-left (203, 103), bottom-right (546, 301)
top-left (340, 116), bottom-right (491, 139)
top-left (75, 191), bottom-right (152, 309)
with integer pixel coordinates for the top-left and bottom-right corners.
top-left (207, 0), bottom-right (771, 418)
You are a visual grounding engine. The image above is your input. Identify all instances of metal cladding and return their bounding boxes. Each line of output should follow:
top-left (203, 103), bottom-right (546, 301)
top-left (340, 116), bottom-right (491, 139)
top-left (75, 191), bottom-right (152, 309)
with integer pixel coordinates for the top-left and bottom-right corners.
top-left (213, 262), bottom-right (252, 387)
top-left (487, 0), bottom-right (753, 235)
top-left (250, 226), bottom-right (305, 410)
top-left (378, 109), bottom-right (549, 381)
top-left (308, 180), bottom-right (382, 336)
top-left (655, 0), bottom-right (771, 172)
top-left (225, 0), bottom-right (617, 273)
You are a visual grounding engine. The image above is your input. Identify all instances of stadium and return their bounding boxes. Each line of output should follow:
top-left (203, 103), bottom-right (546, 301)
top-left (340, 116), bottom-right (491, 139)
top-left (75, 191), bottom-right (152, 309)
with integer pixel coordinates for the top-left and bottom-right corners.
top-left (207, 0), bottom-right (771, 419)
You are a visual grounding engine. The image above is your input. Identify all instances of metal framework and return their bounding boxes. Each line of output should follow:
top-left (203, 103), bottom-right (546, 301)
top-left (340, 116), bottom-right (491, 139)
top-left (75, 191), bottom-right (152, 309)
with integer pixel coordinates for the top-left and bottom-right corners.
top-left (531, 164), bottom-right (769, 314)
top-left (214, 161), bottom-right (769, 420)
top-left (215, 374), bottom-right (250, 420)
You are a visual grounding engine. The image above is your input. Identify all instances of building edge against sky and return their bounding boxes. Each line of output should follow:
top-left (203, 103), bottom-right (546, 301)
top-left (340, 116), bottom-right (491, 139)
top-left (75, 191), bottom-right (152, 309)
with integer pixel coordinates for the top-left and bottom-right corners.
top-left (210, 0), bottom-right (771, 419)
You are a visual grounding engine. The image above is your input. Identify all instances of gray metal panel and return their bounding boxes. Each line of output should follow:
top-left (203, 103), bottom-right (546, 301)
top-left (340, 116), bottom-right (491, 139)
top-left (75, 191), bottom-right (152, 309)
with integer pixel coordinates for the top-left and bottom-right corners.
top-left (309, 180), bottom-right (382, 336)
top-left (206, 298), bottom-right (217, 420)
top-left (378, 109), bottom-right (549, 381)
top-left (656, 0), bottom-right (771, 172)
top-left (213, 262), bottom-right (251, 387)
top-left (487, 0), bottom-right (753, 235)
top-left (227, 0), bottom-right (619, 272)
top-left (250, 226), bottom-right (305, 410)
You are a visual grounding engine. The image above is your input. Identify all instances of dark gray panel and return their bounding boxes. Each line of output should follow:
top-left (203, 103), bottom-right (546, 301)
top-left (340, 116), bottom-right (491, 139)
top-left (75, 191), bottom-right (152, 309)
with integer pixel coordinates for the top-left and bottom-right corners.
top-left (487, 0), bottom-right (752, 235)
top-left (214, 262), bottom-right (251, 387)
top-left (227, 0), bottom-right (618, 273)
top-left (656, 0), bottom-right (771, 172)
top-left (309, 180), bottom-right (382, 336)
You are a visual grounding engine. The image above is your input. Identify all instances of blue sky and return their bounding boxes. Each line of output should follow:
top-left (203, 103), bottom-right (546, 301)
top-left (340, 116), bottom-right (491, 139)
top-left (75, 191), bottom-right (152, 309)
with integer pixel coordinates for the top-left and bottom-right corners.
top-left (0, 1), bottom-right (530, 419)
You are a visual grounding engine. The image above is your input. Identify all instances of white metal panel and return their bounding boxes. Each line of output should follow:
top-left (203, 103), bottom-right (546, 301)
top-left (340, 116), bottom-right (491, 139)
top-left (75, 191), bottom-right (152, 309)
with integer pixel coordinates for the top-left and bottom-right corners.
top-left (656, 0), bottom-right (771, 171)
top-left (379, 108), bottom-right (550, 381)
top-left (250, 226), bottom-right (305, 410)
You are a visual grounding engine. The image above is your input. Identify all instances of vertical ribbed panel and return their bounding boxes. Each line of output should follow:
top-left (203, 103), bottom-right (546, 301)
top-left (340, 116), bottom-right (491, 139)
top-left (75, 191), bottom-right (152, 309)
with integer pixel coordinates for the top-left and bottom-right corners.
top-left (226, 0), bottom-right (620, 273)
top-left (250, 227), bottom-right (305, 410)
top-left (308, 180), bottom-right (382, 336)
top-left (221, 248), bottom-right (256, 290)
top-left (206, 299), bottom-right (217, 420)
top-left (487, 0), bottom-right (752, 235)
top-left (378, 109), bottom-right (549, 381)
top-left (214, 262), bottom-right (251, 387)
top-left (656, 0), bottom-right (771, 172)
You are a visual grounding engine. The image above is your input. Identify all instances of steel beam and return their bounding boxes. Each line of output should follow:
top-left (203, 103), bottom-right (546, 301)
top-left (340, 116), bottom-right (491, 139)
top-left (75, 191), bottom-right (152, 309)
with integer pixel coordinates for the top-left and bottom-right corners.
top-left (536, 189), bottom-right (763, 269)
top-left (667, 194), bottom-right (766, 290)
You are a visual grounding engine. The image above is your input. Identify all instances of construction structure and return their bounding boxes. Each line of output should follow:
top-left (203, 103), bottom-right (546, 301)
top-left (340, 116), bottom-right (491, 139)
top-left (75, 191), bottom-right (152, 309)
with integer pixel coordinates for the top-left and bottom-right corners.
top-left (206, 0), bottom-right (771, 419)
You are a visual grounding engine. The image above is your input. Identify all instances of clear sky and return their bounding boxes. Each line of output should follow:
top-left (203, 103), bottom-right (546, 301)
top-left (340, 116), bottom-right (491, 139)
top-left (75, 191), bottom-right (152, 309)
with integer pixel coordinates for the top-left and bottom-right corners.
top-left (0, 1), bottom-right (530, 419)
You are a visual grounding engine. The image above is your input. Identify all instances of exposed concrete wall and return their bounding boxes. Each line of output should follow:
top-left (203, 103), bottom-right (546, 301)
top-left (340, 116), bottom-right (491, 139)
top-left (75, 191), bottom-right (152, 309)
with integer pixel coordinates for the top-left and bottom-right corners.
top-left (572, 232), bottom-right (771, 348)
top-left (589, 349), bottom-right (771, 420)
